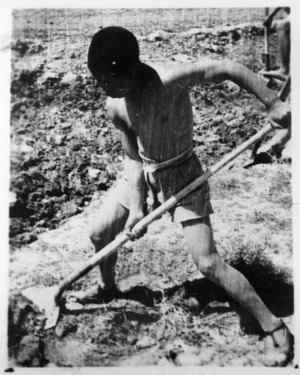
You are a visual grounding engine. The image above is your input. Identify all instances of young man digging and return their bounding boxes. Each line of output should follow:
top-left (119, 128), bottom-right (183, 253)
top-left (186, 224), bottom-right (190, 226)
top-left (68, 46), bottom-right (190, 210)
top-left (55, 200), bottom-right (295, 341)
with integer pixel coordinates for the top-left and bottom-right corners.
top-left (70, 27), bottom-right (293, 366)
top-left (261, 7), bottom-right (290, 80)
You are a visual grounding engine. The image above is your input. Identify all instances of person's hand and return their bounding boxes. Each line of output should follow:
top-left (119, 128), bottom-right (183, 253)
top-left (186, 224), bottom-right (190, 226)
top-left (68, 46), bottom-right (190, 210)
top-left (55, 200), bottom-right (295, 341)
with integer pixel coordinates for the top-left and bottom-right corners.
top-left (124, 210), bottom-right (146, 240)
top-left (268, 100), bottom-right (291, 129)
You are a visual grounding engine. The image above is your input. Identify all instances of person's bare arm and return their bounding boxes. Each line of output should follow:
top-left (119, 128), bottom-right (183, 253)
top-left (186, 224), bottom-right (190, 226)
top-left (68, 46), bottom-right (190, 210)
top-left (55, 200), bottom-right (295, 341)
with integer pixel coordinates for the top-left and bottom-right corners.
top-left (107, 104), bottom-right (146, 232)
top-left (166, 59), bottom-right (278, 108)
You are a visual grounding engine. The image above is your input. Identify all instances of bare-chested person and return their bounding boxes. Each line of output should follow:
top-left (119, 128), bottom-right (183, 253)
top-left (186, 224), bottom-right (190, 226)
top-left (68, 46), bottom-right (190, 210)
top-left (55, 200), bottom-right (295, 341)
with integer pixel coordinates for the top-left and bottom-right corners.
top-left (71, 27), bottom-right (293, 366)
top-left (262, 7), bottom-right (290, 80)
top-left (251, 8), bottom-right (291, 166)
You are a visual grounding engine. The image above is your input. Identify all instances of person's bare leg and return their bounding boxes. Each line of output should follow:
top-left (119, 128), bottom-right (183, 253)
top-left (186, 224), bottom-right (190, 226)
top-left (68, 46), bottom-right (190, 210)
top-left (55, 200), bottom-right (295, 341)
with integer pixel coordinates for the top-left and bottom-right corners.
top-left (89, 196), bottom-right (129, 290)
top-left (182, 216), bottom-right (280, 330)
top-left (182, 216), bottom-right (293, 364)
top-left (68, 194), bottom-right (129, 303)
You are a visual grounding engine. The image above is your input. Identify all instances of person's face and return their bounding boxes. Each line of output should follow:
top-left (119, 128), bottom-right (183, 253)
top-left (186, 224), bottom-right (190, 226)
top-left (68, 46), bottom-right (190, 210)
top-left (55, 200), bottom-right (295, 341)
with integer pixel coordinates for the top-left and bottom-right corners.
top-left (95, 70), bottom-right (136, 98)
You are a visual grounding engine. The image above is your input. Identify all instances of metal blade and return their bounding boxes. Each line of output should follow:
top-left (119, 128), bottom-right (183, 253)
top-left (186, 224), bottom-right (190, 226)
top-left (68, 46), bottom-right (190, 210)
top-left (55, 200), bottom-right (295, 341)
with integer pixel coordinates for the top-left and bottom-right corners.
top-left (21, 285), bottom-right (60, 330)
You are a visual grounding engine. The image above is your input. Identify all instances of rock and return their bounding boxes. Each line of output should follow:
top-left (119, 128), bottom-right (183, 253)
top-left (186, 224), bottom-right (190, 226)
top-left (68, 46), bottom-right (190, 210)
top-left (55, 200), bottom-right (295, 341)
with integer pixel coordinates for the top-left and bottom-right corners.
top-left (61, 72), bottom-right (77, 85)
top-left (16, 335), bottom-right (47, 367)
top-left (54, 134), bottom-right (65, 145)
top-left (147, 30), bottom-right (173, 42)
top-left (9, 218), bottom-right (24, 237)
top-left (136, 35), bottom-right (147, 42)
top-left (226, 80), bottom-right (238, 91)
top-left (136, 336), bottom-right (156, 349)
top-left (62, 201), bottom-right (78, 217)
top-left (185, 296), bottom-right (199, 312)
top-left (88, 167), bottom-right (101, 180)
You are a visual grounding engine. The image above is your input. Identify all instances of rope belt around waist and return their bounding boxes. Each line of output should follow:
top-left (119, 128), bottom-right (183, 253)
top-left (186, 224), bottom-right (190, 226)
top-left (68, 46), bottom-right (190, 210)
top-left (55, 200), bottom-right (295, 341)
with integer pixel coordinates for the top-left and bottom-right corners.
top-left (139, 144), bottom-right (194, 173)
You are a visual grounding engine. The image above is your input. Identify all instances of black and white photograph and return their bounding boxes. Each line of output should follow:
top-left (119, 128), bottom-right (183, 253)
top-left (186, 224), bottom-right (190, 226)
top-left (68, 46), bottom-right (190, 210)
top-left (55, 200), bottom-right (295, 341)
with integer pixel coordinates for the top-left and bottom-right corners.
top-left (1, 0), bottom-right (299, 370)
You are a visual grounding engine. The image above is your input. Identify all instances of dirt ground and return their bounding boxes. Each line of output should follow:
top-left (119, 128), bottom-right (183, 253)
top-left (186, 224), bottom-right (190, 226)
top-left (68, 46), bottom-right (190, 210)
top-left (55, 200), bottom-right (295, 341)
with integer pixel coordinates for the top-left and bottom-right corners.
top-left (8, 8), bottom-right (294, 368)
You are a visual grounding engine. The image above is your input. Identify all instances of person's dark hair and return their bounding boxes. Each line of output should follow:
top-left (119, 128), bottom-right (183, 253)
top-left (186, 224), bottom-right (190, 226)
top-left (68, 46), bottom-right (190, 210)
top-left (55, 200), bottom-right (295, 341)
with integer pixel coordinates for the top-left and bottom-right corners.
top-left (88, 26), bottom-right (140, 77)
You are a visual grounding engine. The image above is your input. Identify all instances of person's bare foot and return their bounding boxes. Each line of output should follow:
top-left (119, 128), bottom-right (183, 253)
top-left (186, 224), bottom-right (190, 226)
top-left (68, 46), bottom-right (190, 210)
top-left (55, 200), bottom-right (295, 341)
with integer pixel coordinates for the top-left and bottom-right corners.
top-left (67, 285), bottom-right (117, 304)
top-left (261, 321), bottom-right (294, 367)
top-left (243, 152), bottom-right (274, 169)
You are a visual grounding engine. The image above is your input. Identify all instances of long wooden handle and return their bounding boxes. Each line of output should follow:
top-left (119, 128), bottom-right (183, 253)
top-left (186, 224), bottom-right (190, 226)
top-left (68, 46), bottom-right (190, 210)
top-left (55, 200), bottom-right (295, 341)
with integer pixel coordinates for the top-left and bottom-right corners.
top-left (55, 123), bottom-right (275, 302)
top-left (264, 8), bottom-right (270, 71)
top-left (55, 77), bottom-right (291, 303)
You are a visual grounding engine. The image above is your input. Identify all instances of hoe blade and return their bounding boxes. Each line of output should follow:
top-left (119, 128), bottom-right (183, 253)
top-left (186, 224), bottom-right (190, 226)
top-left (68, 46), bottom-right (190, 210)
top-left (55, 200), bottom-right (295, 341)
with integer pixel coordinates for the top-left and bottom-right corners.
top-left (21, 285), bottom-right (61, 330)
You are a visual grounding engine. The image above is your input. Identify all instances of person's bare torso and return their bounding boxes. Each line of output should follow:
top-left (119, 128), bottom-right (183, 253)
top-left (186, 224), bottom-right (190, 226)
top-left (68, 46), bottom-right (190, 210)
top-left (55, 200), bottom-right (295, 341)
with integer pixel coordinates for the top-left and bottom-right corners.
top-left (106, 63), bottom-right (194, 162)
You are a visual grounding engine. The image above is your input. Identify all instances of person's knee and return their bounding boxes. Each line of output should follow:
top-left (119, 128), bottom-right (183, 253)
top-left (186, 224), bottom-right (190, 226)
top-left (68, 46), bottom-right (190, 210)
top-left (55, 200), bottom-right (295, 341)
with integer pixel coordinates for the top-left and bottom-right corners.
top-left (89, 225), bottom-right (104, 247)
top-left (197, 253), bottom-right (220, 279)
top-left (89, 216), bottom-right (125, 249)
top-left (89, 219), bottom-right (114, 249)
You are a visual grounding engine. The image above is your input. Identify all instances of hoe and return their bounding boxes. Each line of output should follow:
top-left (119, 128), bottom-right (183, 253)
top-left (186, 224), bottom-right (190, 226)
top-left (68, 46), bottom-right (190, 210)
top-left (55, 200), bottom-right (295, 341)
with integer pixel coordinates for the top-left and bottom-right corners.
top-left (21, 76), bottom-right (290, 330)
